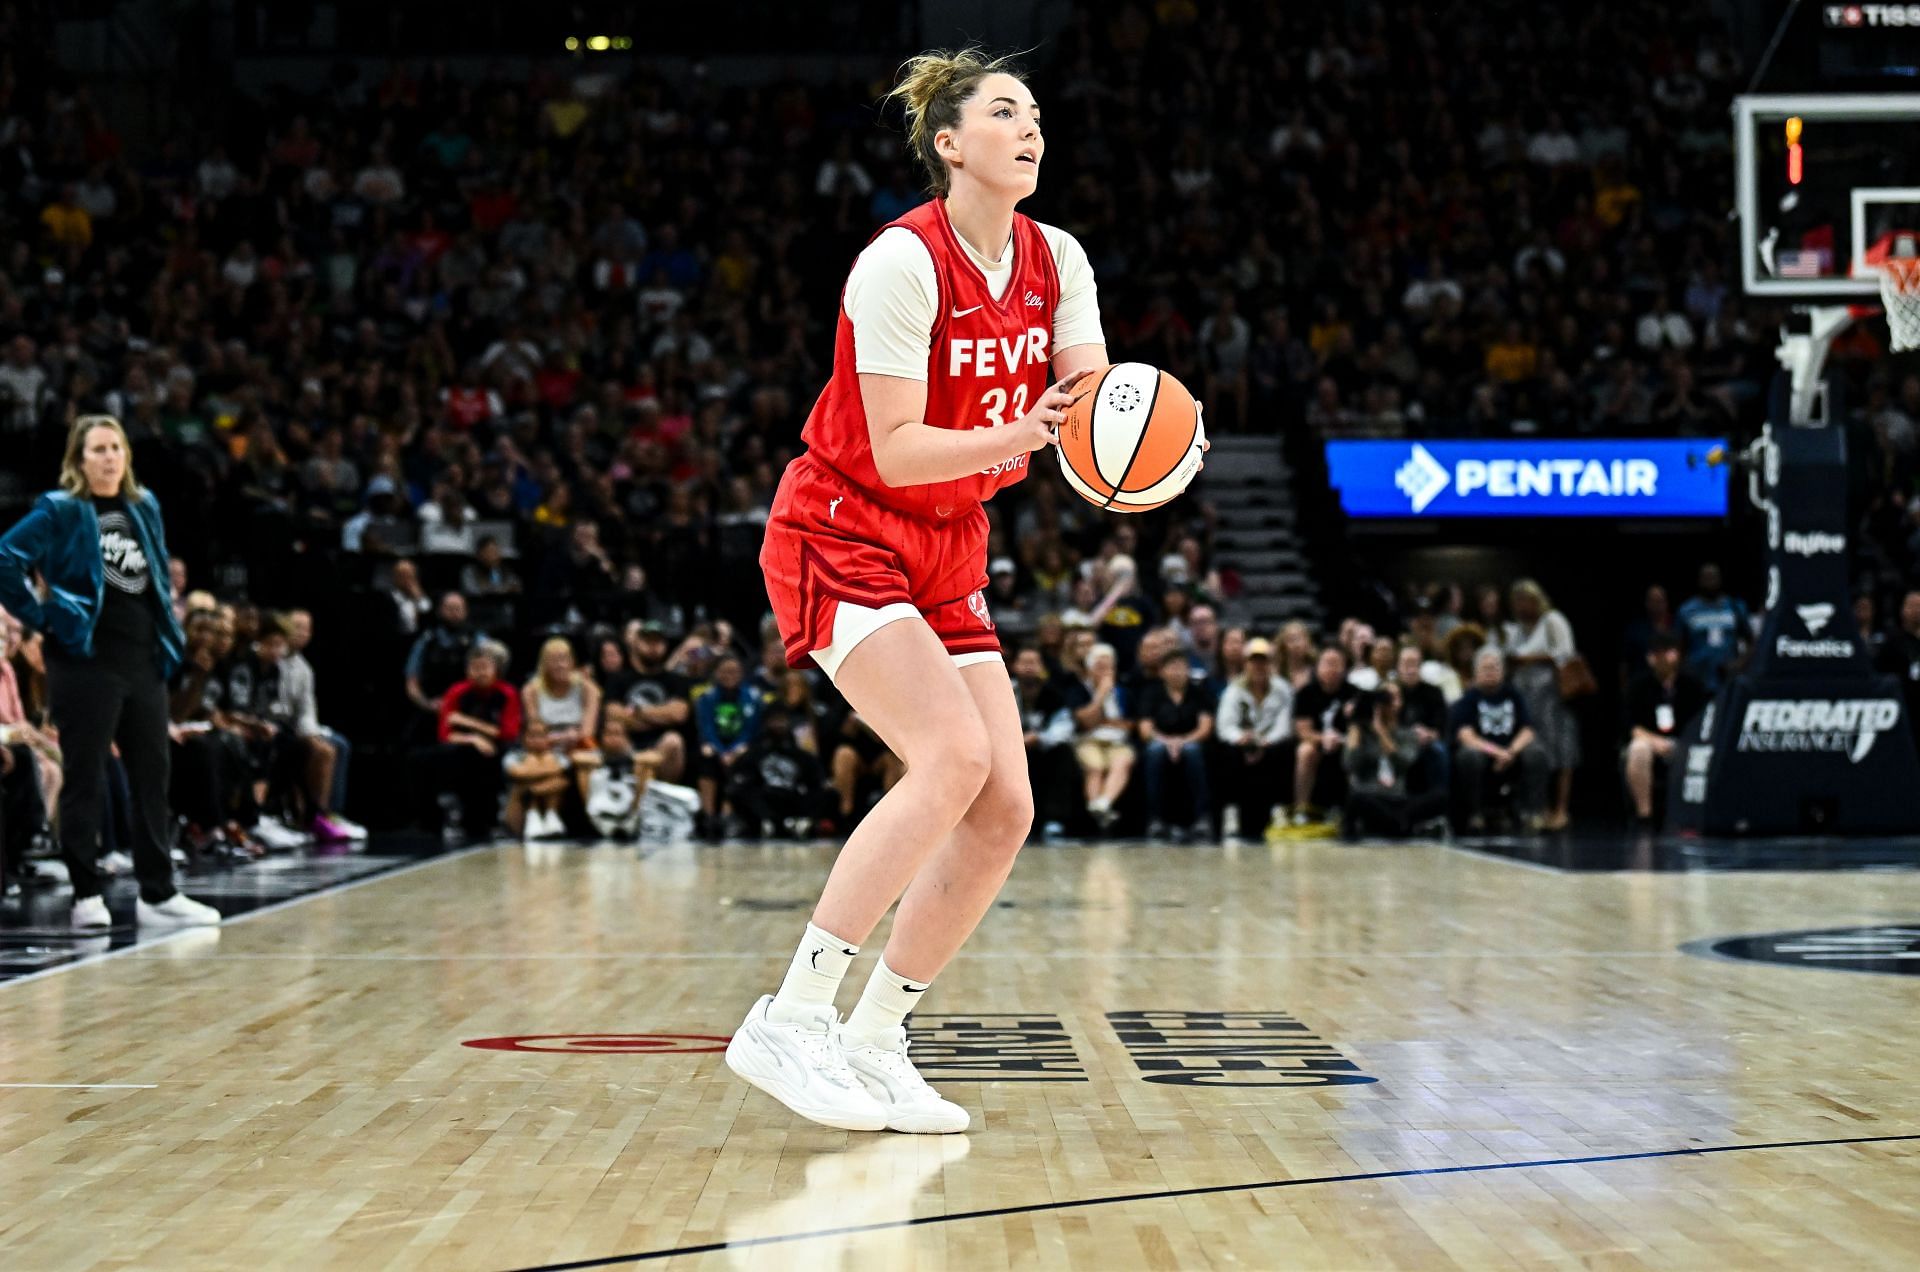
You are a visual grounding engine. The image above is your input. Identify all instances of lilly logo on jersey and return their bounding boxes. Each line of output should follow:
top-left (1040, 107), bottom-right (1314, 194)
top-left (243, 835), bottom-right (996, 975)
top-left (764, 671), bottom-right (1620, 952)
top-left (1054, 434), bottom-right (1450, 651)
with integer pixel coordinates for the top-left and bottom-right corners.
top-left (1024, 289), bottom-right (1045, 307)
top-left (948, 327), bottom-right (1050, 377)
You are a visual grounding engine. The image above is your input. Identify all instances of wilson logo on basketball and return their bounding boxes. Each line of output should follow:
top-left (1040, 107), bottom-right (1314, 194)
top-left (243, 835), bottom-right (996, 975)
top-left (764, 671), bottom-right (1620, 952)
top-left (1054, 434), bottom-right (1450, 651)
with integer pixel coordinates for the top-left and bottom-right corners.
top-left (462, 1033), bottom-right (731, 1054)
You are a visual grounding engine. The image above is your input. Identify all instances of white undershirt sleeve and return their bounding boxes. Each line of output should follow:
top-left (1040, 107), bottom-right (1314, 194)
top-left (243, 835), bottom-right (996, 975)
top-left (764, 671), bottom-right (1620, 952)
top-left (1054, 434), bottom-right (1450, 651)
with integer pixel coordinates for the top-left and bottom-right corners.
top-left (843, 228), bottom-right (939, 381)
top-left (1038, 222), bottom-right (1105, 354)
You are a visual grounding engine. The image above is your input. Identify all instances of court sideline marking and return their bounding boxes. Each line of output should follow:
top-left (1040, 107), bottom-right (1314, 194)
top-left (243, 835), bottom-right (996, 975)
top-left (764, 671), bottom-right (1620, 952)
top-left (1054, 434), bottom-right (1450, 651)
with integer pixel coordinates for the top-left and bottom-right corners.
top-left (502, 1132), bottom-right (1920, 1270)
top-left (0, 844), bottom-right (496, 993)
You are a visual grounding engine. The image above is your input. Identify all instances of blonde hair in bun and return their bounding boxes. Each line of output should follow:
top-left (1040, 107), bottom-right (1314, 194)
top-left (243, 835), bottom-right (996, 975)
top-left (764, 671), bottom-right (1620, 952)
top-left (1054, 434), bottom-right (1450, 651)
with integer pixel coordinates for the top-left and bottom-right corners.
top-left (886, 47), bottom-right (1029, 196)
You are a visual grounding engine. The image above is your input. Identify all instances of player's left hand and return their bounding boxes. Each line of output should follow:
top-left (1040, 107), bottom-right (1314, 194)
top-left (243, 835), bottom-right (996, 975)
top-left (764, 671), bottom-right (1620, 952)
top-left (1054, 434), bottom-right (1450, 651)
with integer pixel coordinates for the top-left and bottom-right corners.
top-left (1194, 400), bottom-right (1211, 471)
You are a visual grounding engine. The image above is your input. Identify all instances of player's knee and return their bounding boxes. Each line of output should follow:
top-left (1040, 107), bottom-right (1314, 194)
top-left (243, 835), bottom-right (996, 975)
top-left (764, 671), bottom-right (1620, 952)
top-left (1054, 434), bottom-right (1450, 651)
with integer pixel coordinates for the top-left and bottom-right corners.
top-left (1626, 737), bottom-right (1652, 763)
top-left (925, 723), bottom-right (993, 807)
top-left (975, 770), bottom-right (1034, 845)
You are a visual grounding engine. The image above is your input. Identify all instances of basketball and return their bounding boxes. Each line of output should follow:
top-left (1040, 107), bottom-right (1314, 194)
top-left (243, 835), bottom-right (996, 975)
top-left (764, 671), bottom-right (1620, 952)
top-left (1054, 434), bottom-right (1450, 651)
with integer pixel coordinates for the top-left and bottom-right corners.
top-left (1056, 362), bottom-right (1207, 513)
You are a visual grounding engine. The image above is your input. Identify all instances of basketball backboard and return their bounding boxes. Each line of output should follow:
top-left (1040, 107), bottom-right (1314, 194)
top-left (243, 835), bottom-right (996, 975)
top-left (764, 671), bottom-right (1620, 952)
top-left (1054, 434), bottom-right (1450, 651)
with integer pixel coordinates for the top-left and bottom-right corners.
top-left (1736, 93), bottom-right (1920, 301)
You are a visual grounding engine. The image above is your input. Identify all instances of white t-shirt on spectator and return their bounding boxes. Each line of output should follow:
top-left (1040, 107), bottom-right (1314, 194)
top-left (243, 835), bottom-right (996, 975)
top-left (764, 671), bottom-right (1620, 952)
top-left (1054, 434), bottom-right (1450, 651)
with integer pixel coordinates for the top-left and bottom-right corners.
top-left (197, 157), bottom-right (239, 201)
top-left (1267, 123), bottom-right (1324, 159)
top-left (637, 283), bottom-right (685, 328)
top-left (1402, 277), bottom-right (1463, 315)
top-left (481, 337), bottom-right (541, 380)
top-left (815, 159), bottom-right (873, 198)
top-left (1527, 130), bottom-right (1581, 167)
top-left (1514, 243), bottom-right (1566, 279)
top-left (1503, 611), bottom-right (1577, 667)
top-left (354, 164), bottom-right (406, 205)
top-left (842, 216), bottom-right (1104, 380)
top-left (1215, 678), bottom-right (1294, 746)
top-left (1637, 311), bottom-right (1696, 352)
top-left (1199, 312), bottom-right (1251, 374)
top-left (0, 361), bottom-right (47, 431)
top-left (651, 325), bottom-right (713, 364)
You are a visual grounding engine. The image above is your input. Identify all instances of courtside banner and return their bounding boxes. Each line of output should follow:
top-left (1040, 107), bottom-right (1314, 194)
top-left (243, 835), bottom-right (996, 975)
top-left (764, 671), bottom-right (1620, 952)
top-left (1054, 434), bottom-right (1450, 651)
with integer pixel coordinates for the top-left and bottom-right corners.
top-left (1324, 438), bottom-right (1729, 518)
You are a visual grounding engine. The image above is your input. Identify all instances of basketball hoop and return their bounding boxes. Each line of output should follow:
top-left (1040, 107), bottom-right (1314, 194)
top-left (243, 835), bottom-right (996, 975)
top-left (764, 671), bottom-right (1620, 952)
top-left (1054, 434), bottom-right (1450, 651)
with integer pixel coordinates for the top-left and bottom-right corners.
top-left (1861, 230), bottom-right (1920, 352)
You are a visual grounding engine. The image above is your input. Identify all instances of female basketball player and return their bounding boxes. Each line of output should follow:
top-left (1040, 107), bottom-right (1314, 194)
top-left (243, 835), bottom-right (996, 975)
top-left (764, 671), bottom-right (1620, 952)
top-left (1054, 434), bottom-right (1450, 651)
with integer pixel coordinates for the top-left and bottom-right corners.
top-left (728, 49), bottom-right (1136, 1132)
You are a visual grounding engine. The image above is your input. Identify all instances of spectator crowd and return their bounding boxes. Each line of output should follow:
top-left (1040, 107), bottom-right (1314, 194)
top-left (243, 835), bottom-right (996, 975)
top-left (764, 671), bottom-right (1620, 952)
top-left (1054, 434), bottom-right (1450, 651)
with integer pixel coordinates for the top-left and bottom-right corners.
top-left (8, 0), bottom-right (1920, 877)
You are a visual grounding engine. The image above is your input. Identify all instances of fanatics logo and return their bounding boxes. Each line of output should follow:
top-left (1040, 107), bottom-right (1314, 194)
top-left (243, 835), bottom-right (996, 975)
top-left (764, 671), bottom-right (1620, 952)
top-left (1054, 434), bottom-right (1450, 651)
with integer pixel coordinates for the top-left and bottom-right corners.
top-left (1024, 289), bottom-right (1044, 307)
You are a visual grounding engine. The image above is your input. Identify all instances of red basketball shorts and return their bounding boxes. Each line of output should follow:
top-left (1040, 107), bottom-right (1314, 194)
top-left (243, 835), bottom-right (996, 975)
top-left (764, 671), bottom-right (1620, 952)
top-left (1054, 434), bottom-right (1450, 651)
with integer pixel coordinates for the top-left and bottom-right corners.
top-left (760, 453), bottom-right (1001, 679)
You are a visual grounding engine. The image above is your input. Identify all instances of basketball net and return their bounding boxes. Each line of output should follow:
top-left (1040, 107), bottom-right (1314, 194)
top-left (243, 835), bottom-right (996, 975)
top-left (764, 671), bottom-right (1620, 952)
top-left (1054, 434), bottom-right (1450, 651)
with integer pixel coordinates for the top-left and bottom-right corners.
top-left (1863, 230), bottom-right (1920, 353)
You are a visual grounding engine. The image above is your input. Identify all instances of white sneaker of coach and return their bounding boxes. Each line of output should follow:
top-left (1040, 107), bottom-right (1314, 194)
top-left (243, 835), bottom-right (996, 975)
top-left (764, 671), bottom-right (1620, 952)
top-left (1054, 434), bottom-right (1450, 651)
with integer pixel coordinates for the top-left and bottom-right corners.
top-left (70, 895), bottom-right (112, 929)
top-left (328, 812), bottom-right (369, 841)
top-left (725, 995), bottom-right (890, 1132)
top-left (838, 1024), bottom-right (970, 1134)
top-left (136, 893), bottom-right (222, 929)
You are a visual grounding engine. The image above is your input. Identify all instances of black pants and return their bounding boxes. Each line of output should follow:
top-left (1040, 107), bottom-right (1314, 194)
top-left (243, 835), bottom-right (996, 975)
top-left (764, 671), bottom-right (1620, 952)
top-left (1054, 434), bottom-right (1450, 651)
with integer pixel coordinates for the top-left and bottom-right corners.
top-left (1453, 745), bottom-right (1550, 823)
top-left (426, 742), bottom-right (503, 837)
top-left (1025, 742), bottom-right (1081, 829)
top-left (172, 728), bottom-right (258, 829)
top-left (1343, 787), bottom-right (1449, 839)
top-left (1, 742), bottom-right (46, 883)
top-left (1214, 742), bottom-right (1290, 830)
top-left (49, 654), bottom-right (177, 904)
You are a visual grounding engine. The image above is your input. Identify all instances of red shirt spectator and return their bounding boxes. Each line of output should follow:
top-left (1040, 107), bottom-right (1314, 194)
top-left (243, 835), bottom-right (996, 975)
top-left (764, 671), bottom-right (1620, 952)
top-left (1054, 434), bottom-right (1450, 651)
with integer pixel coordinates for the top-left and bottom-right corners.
top-left (438, 675), bottom-right (523, 746)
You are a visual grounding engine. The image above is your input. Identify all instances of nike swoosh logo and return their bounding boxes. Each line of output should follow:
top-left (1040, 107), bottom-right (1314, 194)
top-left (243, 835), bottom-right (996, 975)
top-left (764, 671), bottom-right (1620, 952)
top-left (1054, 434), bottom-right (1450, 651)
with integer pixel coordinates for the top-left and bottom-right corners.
top-left (842, 947), bottom-right (857, 955)
top-left (951, 305), bottom-right (983, 318)
top-left (901, 984), bottom-right (926, 993)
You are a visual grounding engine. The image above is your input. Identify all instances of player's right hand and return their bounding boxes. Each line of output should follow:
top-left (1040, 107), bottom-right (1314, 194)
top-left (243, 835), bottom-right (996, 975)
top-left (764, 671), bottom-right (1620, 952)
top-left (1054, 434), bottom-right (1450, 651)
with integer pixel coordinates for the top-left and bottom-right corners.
top-left (1006, 369), bottom-right (1096, 454)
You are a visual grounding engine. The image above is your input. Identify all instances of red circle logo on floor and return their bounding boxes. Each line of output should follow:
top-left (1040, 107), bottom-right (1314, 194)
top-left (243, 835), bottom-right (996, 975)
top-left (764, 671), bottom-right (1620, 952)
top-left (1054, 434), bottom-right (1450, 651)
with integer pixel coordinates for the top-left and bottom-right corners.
top-left (463, 1033), bottom-right (731, 1054)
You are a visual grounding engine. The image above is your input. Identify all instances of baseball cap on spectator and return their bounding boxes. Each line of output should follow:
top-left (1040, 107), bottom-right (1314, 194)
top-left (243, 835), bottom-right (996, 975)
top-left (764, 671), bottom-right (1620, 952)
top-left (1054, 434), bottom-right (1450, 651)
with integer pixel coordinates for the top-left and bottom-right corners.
top-left (638, 618), bottom-right (677, 639)
top-left (364, 475), bottom-right (398, 499)
top-left (1160, 553), bottom-right (1192, 586)
top-left (989, 557), bottom-right (1017, 578)
top-left (1246, 637), bottom-right (1275, 659)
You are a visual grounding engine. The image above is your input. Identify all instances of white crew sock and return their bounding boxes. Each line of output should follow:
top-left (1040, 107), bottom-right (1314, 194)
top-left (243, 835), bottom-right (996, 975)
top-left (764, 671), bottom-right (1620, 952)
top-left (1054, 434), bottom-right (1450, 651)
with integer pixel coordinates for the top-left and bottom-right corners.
top-left (771, 921), bottom-right (861, 1014)
top-left (843, 956), bottom-right (931, 1041)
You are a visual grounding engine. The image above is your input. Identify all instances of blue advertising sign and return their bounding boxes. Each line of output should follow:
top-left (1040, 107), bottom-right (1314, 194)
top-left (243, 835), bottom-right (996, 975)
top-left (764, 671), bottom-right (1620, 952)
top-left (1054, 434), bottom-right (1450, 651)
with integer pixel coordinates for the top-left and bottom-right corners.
top-left (1324, 439), bottom-right (1729, 518)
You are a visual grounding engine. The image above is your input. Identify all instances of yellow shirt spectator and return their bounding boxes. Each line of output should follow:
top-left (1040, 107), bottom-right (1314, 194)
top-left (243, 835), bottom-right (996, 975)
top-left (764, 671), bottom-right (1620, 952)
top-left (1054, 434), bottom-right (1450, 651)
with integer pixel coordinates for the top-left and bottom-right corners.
top-left (41, 200), bottom-right (92, 250)
top-left (1484, 324), bottom-right (1539, 383)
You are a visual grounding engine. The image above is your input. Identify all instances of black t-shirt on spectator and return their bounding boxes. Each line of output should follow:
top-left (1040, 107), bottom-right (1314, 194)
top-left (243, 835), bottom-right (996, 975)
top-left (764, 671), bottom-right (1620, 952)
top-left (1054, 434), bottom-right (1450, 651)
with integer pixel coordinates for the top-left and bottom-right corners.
top-left (224, 653), bottom-right (290, 724)
top-left (1135, 681), bottom-right (1216, 738)
top-left (1624, 670), bottom-right (1708, 740)
top-left (1016, 679), bottom-right (1071, 737)
top-left (1293, 680), bottom-right (1358, 737)
top-left (1449, 688), bottom-right (1532, 748)
top-left (1400, 680), bottom-right (1450, 734)
top-left (623, 668), bottom-right (691, 743)
top-left (90, 495), bottom-right (157, 667)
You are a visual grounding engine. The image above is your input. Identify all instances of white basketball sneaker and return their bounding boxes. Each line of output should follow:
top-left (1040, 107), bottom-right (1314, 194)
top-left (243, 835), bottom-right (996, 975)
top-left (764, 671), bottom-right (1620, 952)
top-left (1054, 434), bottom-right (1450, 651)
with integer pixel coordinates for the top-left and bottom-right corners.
top-left (726, 995), bottom-right (889, 1131)
top-left (839, 1025), bottom-right (970, 1134)
top-left (70, 895), bottom-right (112, 929)
top-left (136, 893), bottom-right (222, 929)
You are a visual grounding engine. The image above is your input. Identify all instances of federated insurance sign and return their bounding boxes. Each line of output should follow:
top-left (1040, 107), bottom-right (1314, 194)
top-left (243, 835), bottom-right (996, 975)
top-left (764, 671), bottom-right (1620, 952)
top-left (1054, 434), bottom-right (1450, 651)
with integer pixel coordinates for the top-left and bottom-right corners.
top-left (1325, 439), bottom-right (1729, 518)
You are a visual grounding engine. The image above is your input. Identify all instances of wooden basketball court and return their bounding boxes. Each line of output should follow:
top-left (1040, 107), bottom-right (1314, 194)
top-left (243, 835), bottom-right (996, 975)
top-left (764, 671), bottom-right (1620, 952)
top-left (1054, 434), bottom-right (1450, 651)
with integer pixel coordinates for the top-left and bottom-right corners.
top-left (3, 836), bottom-right (1917, 1269)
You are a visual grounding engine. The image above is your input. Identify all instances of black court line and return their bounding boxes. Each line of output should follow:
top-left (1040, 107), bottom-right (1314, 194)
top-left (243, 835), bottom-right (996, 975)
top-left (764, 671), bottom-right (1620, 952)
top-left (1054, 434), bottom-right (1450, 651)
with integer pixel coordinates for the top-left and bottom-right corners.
top-left (500, 1131), bottom-right (1920, 1270)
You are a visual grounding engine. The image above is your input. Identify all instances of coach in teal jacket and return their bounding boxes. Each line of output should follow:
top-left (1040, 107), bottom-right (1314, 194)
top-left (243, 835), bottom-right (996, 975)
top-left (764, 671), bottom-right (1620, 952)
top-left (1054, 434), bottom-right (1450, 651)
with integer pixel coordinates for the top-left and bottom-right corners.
top-left (0, 485), bottom-right (186, 678)
top-left (0, 415), bottom-right (213, 931)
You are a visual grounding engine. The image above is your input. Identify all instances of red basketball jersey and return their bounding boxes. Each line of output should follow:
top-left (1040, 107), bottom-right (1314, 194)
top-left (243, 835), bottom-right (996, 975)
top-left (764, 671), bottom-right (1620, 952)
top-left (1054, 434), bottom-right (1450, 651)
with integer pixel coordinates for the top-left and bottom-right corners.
top-left (798, 199), bottom-right (1062, 521)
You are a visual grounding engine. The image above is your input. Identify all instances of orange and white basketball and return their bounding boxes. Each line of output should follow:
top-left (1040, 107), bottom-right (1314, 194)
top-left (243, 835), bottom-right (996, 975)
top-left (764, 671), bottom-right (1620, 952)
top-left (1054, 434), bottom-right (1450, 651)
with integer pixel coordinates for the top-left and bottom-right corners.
top-left (1056, 363), bottom-right (1206, 513)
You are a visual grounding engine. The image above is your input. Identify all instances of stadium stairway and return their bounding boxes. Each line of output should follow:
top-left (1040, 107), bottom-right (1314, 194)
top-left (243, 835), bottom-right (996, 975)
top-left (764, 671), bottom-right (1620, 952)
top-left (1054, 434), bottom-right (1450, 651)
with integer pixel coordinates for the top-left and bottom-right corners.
top-left (1204, 434), bottom-right (1323, 635)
